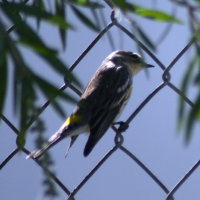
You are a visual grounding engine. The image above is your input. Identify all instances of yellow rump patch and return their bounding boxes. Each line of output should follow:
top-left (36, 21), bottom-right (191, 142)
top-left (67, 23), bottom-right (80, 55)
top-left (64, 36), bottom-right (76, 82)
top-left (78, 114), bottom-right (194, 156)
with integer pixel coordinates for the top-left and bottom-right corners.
top-left (64, 114), bottom-right (82, 126)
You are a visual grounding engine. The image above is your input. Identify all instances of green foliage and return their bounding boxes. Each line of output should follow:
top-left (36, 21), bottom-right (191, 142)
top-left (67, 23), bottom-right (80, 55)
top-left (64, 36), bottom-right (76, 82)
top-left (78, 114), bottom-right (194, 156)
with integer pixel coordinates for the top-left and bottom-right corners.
top-left (177, 0), bottom-right (200, 141)
top-left (68, 0), bottom-right (103, 8)
top-left (179, 41), bottom-right (200, 140)
top-left (134, 8), bottom-right (181, 23)
top-left (131, 22), bottom-right (156, 52)
top-left (56, 0), bottom-right (67, 49)
top-left (0, 24), bottom-right (7, 114)
top-left (71, 5), bottom-right (100, 31)
top-left (110, 0), bottom-right (182, 23)
top-left (178, 55), bottom-right (199, 140)
top-left (1, 2), bottom-right (71, 28)
top-left (0, 1), bottom-right (79, 149)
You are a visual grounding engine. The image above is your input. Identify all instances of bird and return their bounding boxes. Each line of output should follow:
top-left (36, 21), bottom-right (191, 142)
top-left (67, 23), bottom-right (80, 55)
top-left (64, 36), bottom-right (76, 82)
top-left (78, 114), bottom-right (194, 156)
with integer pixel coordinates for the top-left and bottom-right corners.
top-left (26, 50), bottom-right (154, 159)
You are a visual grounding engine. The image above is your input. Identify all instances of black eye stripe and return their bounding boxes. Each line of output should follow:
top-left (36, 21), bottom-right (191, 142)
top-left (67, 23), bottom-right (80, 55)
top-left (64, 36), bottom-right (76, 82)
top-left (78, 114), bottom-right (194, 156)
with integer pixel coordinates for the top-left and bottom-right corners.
top-left (119, 52), bottom-right (140, 60)
top-left (130, 54), bottom-right (140, 59)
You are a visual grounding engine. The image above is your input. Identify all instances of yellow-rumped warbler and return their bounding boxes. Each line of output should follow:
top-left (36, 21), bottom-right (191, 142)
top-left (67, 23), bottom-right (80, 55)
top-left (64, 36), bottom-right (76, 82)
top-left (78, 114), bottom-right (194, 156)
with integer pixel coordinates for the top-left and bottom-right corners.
top-left (27, 50), bottom-right (154, 159)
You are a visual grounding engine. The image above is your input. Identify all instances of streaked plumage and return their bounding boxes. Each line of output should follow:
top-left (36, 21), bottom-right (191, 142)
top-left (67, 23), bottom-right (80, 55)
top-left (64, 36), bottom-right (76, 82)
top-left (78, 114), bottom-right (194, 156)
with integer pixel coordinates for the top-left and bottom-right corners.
top-left (27, 50), bottom-right (153, 159)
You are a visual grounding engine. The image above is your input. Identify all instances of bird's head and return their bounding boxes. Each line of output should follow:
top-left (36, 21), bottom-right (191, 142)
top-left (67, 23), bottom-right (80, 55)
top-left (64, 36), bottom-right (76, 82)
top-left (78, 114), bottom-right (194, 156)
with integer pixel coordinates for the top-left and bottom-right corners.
top-left (107, 50), bottom-right (154, 75)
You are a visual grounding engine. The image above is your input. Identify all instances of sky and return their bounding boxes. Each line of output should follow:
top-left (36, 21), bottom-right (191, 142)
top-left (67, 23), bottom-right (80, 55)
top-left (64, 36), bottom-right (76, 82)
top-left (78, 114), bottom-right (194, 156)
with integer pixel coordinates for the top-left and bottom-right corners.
top-left (1, 1), bottom-right (200, 200)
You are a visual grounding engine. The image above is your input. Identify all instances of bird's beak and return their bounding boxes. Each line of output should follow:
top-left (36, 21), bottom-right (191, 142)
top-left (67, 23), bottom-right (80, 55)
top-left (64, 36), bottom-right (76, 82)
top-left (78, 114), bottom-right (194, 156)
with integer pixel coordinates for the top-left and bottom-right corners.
top-left (145, 64), bottom-right (154, 68)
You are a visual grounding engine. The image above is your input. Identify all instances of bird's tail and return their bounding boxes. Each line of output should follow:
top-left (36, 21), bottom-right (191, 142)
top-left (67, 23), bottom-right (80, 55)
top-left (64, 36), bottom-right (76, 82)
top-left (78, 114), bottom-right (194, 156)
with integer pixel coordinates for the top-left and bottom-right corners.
top-left (26, 114), bottom-right (87, 159)
top-left (26, 127), bottom-right (68, 159)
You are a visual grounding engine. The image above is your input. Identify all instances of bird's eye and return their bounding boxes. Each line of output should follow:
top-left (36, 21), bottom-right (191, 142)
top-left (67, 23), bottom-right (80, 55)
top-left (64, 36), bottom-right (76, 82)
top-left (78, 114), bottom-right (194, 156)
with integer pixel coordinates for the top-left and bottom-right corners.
top-left (113, 57), bottom-right (125, 63)
top-left (131, 54), bottom-right (139, 59)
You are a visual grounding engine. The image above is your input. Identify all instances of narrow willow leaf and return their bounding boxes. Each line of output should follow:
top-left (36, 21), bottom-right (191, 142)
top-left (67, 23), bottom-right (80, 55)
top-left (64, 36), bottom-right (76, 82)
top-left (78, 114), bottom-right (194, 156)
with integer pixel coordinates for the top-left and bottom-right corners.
top-left (39, 54), bottom-right (80, 87)
top-left (68, 0), bottom-right (103, 8)
top-left (110, 0), bottom-right (182, 23)
top-left (51, 100), bottom-right (66, 118)
top-left (134, 7), bottom-right (182, 24)
top-left (178, 56), bottom-right (199, 123)
top-left (134, 24), bottom-right (156, 51)
top-left (2, 5), bottom-right (57, 55)
top-left (1, 1), bottom-right (71, 29)
top-left (33, 73), bottom-right (78, 104)
top-left (185, 92), bottom-right (200, 141)
top-left (55, 0), bottom-right (67, 50)
top-left (3, 6), bottom-right (78, 85)
top-left (33, 73), bottom-right (77, 117)
top-left (9, 45), bottom-right (36, 148)
top-left (16, 130), bottom-right (26, 149)
top-left (71, 5), bottom-right (100, 31)
top-left (9, 44), bottom-right (26, 114)
top-left (0, 31), bottom-right (7, 114)
top-left (32, 0), bottom-right (47, 29)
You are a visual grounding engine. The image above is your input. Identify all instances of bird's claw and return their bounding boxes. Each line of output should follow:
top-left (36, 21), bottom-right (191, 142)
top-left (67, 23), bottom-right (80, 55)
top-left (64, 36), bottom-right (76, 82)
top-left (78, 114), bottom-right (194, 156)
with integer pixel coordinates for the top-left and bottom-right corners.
top-left (113, 121), bottom-right (129, 132)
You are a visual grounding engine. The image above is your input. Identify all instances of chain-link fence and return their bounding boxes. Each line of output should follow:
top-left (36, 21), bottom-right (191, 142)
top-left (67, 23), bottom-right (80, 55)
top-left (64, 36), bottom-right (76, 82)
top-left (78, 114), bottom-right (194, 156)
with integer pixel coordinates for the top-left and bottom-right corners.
top-left (1, 1), bottom-right (199, 200)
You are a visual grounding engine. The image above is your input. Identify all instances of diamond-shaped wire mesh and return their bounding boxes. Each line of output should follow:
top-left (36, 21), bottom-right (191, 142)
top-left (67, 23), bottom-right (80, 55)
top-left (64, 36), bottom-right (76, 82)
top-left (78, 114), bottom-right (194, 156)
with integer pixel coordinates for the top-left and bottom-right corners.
top-left (1, 1), bottom-right (200, 200)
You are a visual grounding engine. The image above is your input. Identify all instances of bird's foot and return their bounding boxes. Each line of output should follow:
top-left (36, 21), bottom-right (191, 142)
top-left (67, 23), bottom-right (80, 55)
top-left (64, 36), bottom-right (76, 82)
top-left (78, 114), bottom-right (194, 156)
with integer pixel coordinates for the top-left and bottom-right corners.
top-left (113, 121), bottom-right (129, 132)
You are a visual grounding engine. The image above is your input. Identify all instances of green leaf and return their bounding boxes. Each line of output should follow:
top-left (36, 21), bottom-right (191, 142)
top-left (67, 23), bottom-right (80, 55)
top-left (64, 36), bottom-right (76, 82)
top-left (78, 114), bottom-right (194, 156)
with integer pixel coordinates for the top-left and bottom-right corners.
top-left (38, 53), bottom-right (80, 87)
top-left (33, 73), bottom-right (77, 103)
top-left (134, 24), bottom-right (156, 51)
top-left (110, 0), bottom-right (131, 8)
top-left (9, 44), bottom-right (28, 115)
top-left (2, 6), bottom-right (79, 85)
top-left (55, 0), bottom-right (67, 50)
top-left (50, 100), bottom-right (66, 118)
top-left (32, 0), bottom-right (47, 29)
top-left (178, 56), bottom-right (198, 121)
top-left (194, 70), bottom-right (200, 85)
top-left (16, 130), bottom-right (26, 149)
top-left (1, 1), bottom-right (71, 29)
top-left (135, 8), bottom-right (182, 24)
top-left (110, 0), bottom-right (182, 23)
top-left (71, 5), bottom-right (100, 31)
top-left (11, 52), bottom-right (36, 148)
top-left (185, 92), bottom-right (200, 141)
top-left (195, 0), bottom-right (200, 6)
top-left (9, 44), bottom-right (37, 148)
top-left (68, 0), bottom-right (103, 8)
top-left (33, 73), bottom-right (78, 117)
top-left (0, 25), bottom-right (7, 114)
top-left (2, 5), bottom-right (57, 55)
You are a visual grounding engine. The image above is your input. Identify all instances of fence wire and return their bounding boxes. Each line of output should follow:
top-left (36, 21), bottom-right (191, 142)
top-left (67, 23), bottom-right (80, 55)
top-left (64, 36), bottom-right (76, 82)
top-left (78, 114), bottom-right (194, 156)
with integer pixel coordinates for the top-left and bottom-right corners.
top-left (0, 1), bottom-right (199, 200)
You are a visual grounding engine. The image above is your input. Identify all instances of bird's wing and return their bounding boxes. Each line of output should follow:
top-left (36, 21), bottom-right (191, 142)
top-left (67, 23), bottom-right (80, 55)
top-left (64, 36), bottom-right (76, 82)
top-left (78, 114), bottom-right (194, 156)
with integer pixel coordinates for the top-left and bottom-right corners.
top-left (82, 65), bottom-right (132, 156)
